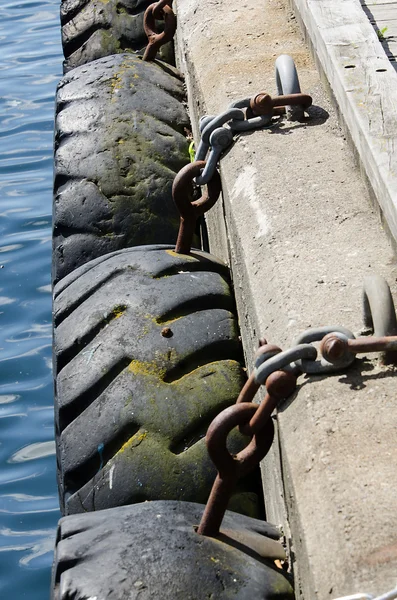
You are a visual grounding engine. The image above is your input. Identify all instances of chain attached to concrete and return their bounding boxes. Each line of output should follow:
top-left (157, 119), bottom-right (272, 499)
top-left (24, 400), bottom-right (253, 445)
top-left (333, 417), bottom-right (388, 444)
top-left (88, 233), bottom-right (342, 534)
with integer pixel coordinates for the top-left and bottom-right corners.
top-left (188, 56), bottom-right (312, 186)
top-left (197, 402), bottom-right (275, 537)
top-left (198, 282), bottom-right (397, 536)
top-left (292, 326), bottom-right (356, 374)
top-left (252, 278), bottom-right (397, 387)
top-left (254, 327), bottom-right (397, 385)
top-left (142, 0), bottom-right (176, 61)
top-left (171, 56), bottom-right (312, 252)
top-left (195, 89), bottom-right (312, 185)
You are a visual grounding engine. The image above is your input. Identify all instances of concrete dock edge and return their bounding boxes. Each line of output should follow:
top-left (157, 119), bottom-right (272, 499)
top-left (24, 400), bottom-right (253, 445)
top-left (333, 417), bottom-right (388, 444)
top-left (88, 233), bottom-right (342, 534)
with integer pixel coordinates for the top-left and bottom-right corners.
top-left (175, 0), bottom-right (397, 597)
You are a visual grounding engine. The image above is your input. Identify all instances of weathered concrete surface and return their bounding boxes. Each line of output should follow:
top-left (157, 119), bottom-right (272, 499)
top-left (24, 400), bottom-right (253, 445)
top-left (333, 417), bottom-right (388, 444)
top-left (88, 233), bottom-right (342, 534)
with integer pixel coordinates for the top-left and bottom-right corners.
top-left (175, 0), bottom-right (397, 597)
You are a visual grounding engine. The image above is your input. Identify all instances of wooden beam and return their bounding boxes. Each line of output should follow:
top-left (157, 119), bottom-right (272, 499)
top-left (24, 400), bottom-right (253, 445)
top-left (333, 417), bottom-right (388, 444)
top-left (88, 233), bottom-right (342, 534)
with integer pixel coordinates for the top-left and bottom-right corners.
top-left (291, 0), bottom-right (397, 244)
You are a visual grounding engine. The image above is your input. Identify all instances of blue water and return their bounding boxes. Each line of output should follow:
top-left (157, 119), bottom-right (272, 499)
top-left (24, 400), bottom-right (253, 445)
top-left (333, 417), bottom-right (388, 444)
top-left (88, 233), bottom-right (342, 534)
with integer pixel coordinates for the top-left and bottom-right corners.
top-left (0, 1), bottom-right (63, 598)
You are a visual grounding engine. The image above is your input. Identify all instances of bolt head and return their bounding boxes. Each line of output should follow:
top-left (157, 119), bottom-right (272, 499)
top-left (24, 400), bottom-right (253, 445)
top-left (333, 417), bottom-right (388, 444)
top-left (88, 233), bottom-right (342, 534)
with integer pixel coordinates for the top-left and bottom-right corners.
top-left (161, 327), bottom-right (173, 338)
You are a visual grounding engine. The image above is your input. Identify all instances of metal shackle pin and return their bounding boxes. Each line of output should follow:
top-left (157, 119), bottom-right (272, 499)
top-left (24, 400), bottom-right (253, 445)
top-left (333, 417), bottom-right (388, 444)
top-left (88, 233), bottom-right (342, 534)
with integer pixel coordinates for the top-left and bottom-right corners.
top-left (249, 92), bottom-right (312, 117)
top-left (321, 331), bottom-right (397, 364)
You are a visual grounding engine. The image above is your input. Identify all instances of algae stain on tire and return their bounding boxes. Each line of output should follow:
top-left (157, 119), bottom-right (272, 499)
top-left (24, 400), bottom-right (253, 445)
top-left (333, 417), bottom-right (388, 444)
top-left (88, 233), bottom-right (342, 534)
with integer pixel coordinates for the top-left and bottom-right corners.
top-left (54, 247), bottom-right (259, 516)
top-left (53, 55), bottom-right (194, 282)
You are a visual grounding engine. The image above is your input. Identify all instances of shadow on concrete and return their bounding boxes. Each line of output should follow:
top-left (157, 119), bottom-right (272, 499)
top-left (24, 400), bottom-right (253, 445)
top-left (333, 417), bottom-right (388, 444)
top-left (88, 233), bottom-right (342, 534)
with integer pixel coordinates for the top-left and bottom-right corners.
top-left (278, 357), bottom-right (397, 412)
top-left (227, 105), bottom-right (330, 144)
top-left (264, 107), bottom-right (330, 135)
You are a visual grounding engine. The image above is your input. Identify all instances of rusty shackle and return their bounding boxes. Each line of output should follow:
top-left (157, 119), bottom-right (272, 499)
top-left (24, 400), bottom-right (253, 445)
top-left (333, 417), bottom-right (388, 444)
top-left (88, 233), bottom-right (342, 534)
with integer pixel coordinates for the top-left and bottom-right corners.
top-left (172, 161), bottom-right (222, 254)
top-left (142, 3), bottom-right (176, 61)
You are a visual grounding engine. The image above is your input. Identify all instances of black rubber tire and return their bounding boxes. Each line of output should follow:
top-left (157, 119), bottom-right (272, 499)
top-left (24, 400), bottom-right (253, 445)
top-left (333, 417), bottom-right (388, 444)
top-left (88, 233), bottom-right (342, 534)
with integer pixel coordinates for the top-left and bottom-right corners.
top-left (54, 245), bottom-right (260, 516)
top-left (53, 54), bottom-right (192, 284)
top-left (51, 501), bottom-right (294, 600)
top-left (60, 0), bottom-right (173, 73)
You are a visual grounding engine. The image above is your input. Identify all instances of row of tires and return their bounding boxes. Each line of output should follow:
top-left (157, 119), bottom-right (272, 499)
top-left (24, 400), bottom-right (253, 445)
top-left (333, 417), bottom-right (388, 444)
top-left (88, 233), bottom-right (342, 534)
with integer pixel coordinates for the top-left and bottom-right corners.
top-left (51, 2), bottom-right (294, 598)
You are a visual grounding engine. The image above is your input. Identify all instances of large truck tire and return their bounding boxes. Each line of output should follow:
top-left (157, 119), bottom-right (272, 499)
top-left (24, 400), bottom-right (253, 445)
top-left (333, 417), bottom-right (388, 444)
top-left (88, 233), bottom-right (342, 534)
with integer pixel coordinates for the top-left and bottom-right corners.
top-left (60, 0), bottom-right (173, 73)
top-left (53, 54), bottom-right (192, 284)
top-left (54, 246), bottom-right (260, 516)
top-left (52, 501), bottom-right (294, 600)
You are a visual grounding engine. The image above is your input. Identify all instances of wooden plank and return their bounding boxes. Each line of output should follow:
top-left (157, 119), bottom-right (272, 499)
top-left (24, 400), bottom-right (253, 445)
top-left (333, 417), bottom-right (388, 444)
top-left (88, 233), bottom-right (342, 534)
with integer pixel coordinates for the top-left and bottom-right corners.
top-left (382, 38), bottom-right (397, 55)
top-left (362, 0), bottom-right (397, 6)
top-left (291, 0), bottom-right (397, 251)
top-left (374, 19), bottom-right (397, 36)
top-left (362, 3), bottom-right (397, 61)
top-left (363, 5), bottom-right (397, 20)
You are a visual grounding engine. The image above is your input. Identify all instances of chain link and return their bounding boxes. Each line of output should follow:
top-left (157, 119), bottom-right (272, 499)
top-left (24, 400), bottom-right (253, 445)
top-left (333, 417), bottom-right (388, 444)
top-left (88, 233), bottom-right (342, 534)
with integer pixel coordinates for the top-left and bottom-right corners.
top-left (190, 57), bottom-right (312, 187)
top-left (254, 344), bottom-right (316, 385)
top-left (142, 3), bottom-right (176, 61)
top-left (252, 327), bottom-right (357, 385)
top-left (194, 97), bottom-right (279, 183)
top-left (292, 326), bottom-right (356, 373)
top-left (195, 127), bottom-right (234, 185)
top-left (198, 318), bottom-right (397, 541)
top-left (253, 323), bottom-right (397, 388)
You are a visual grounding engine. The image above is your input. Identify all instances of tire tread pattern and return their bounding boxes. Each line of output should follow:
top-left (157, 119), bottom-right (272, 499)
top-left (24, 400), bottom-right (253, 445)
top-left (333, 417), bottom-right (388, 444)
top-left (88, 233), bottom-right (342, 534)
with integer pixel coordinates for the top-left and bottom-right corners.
top-left (54, 247), bottom-right (256, 516)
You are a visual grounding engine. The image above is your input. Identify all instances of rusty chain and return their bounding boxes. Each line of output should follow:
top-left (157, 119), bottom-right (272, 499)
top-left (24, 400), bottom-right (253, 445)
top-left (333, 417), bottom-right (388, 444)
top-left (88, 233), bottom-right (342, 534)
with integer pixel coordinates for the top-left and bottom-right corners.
top-left (197, 399), bottom-right (275, 536)
top-left (171, 59), bottom-right (313, 252)
top-left (255, 326), bottom-right (397, 385)
top-left (172, 161), bottom-right (221, 254)
top-left (154, 31), bottom-right (397, 587)
top-left (142, 0), bottom-right (176, 62)
top-left (198, 284), bottom-right (397, 537)
top-left (194, 91), bottom-right (312, 185)
top-left (169, 53), bottom-right (397, 541)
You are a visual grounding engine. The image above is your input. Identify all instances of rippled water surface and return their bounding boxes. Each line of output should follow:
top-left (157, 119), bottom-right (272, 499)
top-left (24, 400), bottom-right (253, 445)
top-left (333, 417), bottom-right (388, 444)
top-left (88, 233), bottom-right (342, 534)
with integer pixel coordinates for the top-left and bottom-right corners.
top-left (0, 1), bottom-right (62, 598)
